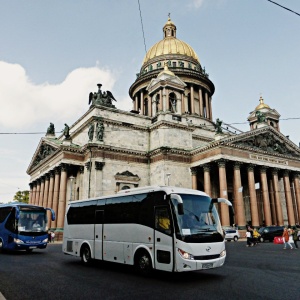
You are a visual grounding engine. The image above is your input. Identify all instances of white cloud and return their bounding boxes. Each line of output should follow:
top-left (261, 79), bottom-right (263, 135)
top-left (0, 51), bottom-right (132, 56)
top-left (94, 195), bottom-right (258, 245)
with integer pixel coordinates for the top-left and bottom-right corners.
top-left (189, 0), bottom-right (205, 9)
top-left (0, 61), bottom-right (119, 129)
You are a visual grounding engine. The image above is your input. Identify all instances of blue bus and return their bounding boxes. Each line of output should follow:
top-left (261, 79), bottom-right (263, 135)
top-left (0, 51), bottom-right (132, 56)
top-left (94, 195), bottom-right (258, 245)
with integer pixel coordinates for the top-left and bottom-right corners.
top-left (0, 202), bottom-right (55, 252)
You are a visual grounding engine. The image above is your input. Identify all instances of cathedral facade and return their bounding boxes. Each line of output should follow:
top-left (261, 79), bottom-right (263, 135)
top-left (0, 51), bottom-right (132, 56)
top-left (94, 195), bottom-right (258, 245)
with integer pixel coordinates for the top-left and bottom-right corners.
top-left (27, 18), bottom-right (300, 237)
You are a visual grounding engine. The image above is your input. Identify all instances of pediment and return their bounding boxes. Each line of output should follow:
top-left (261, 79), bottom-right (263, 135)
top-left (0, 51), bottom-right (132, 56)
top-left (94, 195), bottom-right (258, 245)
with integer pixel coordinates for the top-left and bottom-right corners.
top-left (222, 127), bottom-right (300, 158)
top-left (147, 74), bottom-right (186, 93)
top-left (27, 139), bottom-right (59, 172)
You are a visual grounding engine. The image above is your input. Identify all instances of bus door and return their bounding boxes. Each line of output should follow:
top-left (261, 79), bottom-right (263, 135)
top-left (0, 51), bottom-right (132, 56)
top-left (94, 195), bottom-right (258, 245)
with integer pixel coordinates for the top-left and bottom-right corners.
top-left (94, 210), bottom-right (104, 260)
top-left (154, 206), bottom-right (174, 272)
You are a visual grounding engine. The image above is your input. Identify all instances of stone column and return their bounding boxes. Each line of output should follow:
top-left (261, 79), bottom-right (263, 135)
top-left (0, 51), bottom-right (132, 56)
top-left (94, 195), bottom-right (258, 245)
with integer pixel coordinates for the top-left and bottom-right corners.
top-left (203, 164), bottom-right (212, 196)
top-left (42, 174), bottom-right (50, 207)
top-left (191, 167), bottom-right (197, 190)
top-left (36, 180), bottom-right (41, 206)
top-left (148, 96), bottom-right (152, 116)
top-left (293, 174), bottom-right (300, 223)
top-left (283, 171), bottom-right (295, 226)
top-left (28, 183), bottom-right (33, 204)
top-left (56, 164), bottom-right (68, 230)
top-left (46, 171), bottom-right (55, 227)
top-left (51, 168), bottom-right (60, 229)
top-left (159, 90), bottom-right (163, 112)
top-left (272, 169), bottom-right (284, 225)
top-left (190, 85), bottom-right (194, 114)
top-left (95, 162), bottom-right (105, 197)
top-left (247, 165), bottom-right (259, 227)
top-left (31, 182), bottom-right (36, 205)
top-left (260, 167), bottom-right (272, 226)
top-left (78, 166), bottom-right (84, 200)
top-left (134, 95), bottom-right (138, 111)
top-left (140, 90), bottom-right (143, 114)
top-left (181, 94), bottom-right (185, 114)
top-left (218, 160), bottom-right (230, 226)
top-left (199, 88), bottom-right (203, 117)
top-left (233, 163), bottom-right (246, 228)
top-left (205, 92), bottom-right (210, 119)
top-left (269, 178), bottom-right (277, 225)
top-left (162, 87), bottom-right (166, 112)
top-left (209, 96), bottom-right (213, 120)
top-left (38, 177), bottom-right (45, 207)
top-left (166, 89), bottom-right (170, 111)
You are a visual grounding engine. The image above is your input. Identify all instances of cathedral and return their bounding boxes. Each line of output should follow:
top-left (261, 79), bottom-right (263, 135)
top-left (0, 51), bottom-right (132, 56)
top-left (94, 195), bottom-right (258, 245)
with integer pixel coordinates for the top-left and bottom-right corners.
top-left (27, 18), bottom-right (300, 237)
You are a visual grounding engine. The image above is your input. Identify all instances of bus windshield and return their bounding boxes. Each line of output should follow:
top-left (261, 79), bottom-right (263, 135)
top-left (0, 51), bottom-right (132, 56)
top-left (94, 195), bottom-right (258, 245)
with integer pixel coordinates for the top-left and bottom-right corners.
top-left (18, 208), bottom-right (47, 233)
top-left (171, 194), bottom-right (224, 243)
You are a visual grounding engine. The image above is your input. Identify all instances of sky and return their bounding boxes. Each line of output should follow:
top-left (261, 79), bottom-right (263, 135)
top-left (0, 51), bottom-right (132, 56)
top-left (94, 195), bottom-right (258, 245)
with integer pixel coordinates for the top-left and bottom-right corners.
top-left (1, 0), bottom-right (300, 203)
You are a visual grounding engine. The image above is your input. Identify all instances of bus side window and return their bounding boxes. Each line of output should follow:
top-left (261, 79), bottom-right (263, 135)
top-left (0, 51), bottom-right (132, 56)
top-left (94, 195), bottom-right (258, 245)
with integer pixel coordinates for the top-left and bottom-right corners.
top-left (155, 207), bottom-right (171, 235)
top-left (5, 211), bottom-right (16, 233)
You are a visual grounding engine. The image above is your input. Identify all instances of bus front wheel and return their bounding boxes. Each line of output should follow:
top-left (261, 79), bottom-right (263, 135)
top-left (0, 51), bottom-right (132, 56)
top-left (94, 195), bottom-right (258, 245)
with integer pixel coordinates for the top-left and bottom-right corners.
top-left (135, 251), bottom-right (152, 276)
top-left (81, 244), bottom-right (92, 265)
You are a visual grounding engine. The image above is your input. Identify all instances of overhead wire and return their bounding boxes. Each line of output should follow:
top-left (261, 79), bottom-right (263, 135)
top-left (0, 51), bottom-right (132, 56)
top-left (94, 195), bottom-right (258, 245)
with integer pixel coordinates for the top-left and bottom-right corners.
top-left (266, 0), bottom-right (300, 17)
top-left (137, 0), bottom-right (147, 54)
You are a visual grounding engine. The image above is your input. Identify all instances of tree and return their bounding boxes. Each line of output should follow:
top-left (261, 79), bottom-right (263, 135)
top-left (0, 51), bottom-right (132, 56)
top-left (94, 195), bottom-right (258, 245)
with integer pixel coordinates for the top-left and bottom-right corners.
top-left (13, 190), bottom-right (29, 203)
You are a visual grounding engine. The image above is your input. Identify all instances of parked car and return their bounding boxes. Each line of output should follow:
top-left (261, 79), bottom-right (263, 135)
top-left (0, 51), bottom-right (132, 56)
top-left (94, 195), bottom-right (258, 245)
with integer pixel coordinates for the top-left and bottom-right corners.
top-left (258, 226), bottom-right (284, 242)
top-left (223, 227), bottom-right (240, 242)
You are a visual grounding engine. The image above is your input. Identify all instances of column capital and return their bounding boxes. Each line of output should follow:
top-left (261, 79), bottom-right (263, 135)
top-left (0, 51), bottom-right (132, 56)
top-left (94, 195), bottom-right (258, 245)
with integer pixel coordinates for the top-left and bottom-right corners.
top-left (29, 182), bottom-right (34, 189)
top-left (271, 168), bottom-right (280, 176)
top-left (260, 166), bottom-right (268, 173)
top-left (95, 161), bottom-right (105, 171)
top-left (40, 176), bottom-right (45, 183)
top-left (247, 164), bottom-right (256, 171)
top-left (202, 164), bottom-right (211, 172)
top-left (217, 159), bottom-right (227, 168)
top-left (85, 161), bottom-right (92, 171)
top-left (283, 170), bottom-right (290, 177)
top-left (79, 166), bottom-right (85, 174)
top-left (60, 163), bottom-right (69, 172)
top-left (233, 162), bottom-right (243, 170)
top-left (190, 167), bottom-right (198, 175)
top-left (49, 170), bottom-right (55, 178)
top-left (293, 173), bottom-right (300, 180)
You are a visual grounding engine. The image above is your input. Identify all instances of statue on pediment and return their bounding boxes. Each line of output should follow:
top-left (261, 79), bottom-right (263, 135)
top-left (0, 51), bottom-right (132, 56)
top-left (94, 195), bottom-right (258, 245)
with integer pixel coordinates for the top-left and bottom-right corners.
top-left (89, 83), bottom-right (117, 108)
top-left (215, 118), bottom-right (223, 134)
top-left (63, 123), bottom-right (71, 139)
top-left (46, 123), bottom-right (55, 135)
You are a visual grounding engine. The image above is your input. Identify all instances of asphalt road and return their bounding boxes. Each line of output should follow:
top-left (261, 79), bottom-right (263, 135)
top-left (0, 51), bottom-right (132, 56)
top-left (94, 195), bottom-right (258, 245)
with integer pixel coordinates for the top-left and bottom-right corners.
top-left (0, 240), bottom-right (299, 300)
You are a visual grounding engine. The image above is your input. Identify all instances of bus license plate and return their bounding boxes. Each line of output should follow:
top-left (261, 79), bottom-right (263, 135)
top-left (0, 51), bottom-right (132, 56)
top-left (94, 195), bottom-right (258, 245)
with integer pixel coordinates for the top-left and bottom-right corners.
top-left (29, 246), bottom-right (36, 249)
top-left (202, 263), bottom-right (213, 269)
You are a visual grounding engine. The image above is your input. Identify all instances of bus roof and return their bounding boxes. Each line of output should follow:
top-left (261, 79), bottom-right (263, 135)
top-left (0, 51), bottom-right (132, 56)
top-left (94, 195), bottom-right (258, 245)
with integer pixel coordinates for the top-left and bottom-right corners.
top-left (0, 202), bottom-right (45, 209)
top-left (68, 186), bottom-right (209, 205)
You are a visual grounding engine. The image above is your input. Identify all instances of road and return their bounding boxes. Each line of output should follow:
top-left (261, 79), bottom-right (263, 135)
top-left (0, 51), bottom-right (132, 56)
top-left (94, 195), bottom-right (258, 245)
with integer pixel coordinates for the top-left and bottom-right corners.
top-left (0, 241), bottom-right (299, 300)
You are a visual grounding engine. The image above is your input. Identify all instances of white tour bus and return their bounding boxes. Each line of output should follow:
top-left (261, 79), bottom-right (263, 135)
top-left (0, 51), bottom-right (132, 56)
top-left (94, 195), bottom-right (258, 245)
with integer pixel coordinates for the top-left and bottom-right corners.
top-left (62, 186), bottom-right (232, 274)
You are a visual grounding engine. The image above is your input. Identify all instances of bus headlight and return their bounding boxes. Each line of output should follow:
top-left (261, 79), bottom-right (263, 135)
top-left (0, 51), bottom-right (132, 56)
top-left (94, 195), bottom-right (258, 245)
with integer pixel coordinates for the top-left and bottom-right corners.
top-left (14, 238), bottom-right (24, 244)
top-left (42, 238), bottom-right (48, 243)
top-left (178, 248), bottom-right (194, 260)
top-left (220, 249), bottom-right (226, 257)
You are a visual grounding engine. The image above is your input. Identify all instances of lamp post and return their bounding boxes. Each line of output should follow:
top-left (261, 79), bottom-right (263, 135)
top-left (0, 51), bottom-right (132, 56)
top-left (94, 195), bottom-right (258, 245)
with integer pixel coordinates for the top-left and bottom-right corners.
top-left (166, 173), bottom-right (171, 186)
top-left (69, 176), bottom-right (75, 201)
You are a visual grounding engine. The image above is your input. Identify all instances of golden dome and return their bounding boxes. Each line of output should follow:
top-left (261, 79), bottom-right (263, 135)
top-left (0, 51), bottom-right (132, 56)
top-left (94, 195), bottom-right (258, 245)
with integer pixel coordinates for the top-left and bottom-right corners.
top-left (142, 18), bottom-right (199, 65)
top-left (255, 96), bottom-right (270, 110)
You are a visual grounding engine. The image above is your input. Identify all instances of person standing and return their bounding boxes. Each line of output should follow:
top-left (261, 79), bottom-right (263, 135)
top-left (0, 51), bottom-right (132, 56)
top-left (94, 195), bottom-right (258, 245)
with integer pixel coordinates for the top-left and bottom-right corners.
top-left (292, 226), bottom-right (299, 249)
top-left (282, 228), bottom-right (293, 250)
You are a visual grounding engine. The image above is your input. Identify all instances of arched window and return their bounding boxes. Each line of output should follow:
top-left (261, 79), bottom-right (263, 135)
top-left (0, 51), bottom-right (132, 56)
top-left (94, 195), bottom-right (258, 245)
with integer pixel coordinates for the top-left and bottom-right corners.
top-left (187, 93), bottom-right (191, 114)
top-left (169, 92), bottom-right (177, 113)
top-left (144, 98), bottom-right (148, 115)
top-left (121, 185), bottom-right (130, 190)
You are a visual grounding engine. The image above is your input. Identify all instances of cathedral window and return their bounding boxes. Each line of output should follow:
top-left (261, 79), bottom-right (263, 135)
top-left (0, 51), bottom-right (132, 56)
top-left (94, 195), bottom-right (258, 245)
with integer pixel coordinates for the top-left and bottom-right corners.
top-left (172, 62), bottom-right (176, 68)
top-left (149, 65), bottom-right (153, 71)
top-left (179, 61), bottom-right (184, 68)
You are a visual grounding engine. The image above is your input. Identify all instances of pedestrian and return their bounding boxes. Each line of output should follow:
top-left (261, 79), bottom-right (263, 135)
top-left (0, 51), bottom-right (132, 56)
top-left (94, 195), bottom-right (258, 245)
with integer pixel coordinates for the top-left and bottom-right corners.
top-left (48, 231), bottom-right (52, 243)
top-left (245, 230), bottom-right (254, 247)
top-left (252, 228), bottom-right (260, 245)
top-left (292, 226), bottom-right (298, 249)
top-left (282, 228), bottom-right (293, 250)
top-left (51, 231), bottom-right (55, 243)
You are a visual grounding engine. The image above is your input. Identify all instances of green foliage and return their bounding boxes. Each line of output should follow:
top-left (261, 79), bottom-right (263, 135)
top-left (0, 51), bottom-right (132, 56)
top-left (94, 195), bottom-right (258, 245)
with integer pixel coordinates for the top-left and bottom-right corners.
top-left (13, 190), bottom-right (29, 203)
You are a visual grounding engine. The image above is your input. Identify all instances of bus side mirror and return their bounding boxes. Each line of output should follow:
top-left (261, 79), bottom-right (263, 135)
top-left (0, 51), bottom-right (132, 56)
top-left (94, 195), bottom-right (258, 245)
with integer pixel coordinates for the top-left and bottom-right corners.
top-left (170, 194), bottom-right (184, 215)
top-left (211, 198), bottom-right (235, 215)
top-left (15, 207), bottom-right (20, 220)
top-left (46, 208), bottom-right (56, 221)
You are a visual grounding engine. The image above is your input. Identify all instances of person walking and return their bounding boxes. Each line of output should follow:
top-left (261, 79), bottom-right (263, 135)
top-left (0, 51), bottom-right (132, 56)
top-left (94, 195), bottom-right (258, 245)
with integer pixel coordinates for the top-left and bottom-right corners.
top-left (282, 227), bottom-right (293, 250)
top-left (245, 230), bottom-right (254, 247)
top-left (292, 226), bottom-right (299, 249)
top-left (252, 228), bottom-right (260, 245)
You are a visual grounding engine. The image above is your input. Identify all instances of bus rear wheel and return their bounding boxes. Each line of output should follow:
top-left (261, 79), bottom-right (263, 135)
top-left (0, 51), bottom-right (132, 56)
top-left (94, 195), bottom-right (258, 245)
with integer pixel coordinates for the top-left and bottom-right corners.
top-left (135, 251), bottom-right (152, 276)
top-left (81, 244), bottom-right (92, 265)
